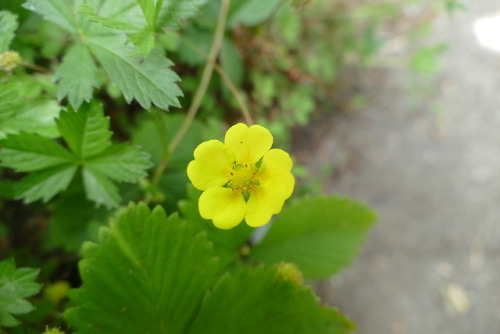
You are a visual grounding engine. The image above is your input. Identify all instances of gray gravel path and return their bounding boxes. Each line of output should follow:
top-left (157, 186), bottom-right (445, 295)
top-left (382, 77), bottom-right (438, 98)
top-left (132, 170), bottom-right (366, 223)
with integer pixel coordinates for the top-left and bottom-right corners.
top-left (295, 2), bottom-right (500, 333)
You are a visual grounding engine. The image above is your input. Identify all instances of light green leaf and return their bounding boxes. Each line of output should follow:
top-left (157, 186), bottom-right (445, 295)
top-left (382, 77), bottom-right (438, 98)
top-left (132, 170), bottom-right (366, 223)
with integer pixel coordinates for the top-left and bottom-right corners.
top-left (0, 133), bottom-right (74, 172)
top-left (0, 82), bottom-right (60, 139)
top-left (23, 0), bottom-right (77, 33)
top-left (86, 143), bottom-right (152, 183)
top-left (129, 28), bottom-right (155, 55)
top-left (77, 4), bottom-right (142, 31)
top-left (17, 164), bottom-right (78, 203)
top-left (88, 36), bottom-right (182, 110)
top-left (56, 103), bottom-right (112, 159)
top-left (0, 10), bottom-right (18, 52)
top-left (82, 167), bottom-right (121, 208)
top-left (64, 203), bottom-right (221, 333)
top-left (0, 259), bottom-right (41, 328)
top-left (250, 196), bottom-right (377, 279)
top-left (56, 43), bottom-right (99, 109)
top-left (228, 0), bottom-right (282, 27)
top-left (136, 0), bottom-right (157, 27)
top-left (158, 0), bottom-right (208, 29)
top-left (189, 266), bottom-right (354, 334)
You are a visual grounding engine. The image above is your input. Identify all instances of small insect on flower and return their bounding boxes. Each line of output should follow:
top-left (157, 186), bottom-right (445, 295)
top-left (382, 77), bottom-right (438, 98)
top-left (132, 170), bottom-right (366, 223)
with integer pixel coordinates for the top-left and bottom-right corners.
top-left (187, 123), bottom-right (295, 229)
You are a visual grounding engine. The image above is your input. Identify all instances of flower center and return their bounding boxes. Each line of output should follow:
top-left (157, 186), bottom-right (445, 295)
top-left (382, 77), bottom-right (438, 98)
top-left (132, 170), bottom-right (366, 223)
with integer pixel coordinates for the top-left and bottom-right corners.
top-left (227, 163), bottom-right (260, 198)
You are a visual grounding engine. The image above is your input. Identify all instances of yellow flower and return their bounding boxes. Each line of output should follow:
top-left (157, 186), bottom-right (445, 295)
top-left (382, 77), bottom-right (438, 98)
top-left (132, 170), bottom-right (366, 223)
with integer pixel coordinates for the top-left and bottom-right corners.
top-left (187, 123), bottom-right (295, 229)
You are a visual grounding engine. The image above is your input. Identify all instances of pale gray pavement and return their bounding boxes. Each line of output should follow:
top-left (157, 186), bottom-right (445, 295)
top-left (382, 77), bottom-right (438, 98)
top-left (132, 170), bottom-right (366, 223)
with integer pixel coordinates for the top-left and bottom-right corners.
top-left (295, 1), bottom-right (500, 333)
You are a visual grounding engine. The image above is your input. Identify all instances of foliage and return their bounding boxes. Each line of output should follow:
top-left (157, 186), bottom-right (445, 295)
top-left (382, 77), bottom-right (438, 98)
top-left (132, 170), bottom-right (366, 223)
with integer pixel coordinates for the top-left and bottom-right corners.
top-left (0, 259), bottom-right (41, 328)
top-left (0, 0), bottom-right (444, 331)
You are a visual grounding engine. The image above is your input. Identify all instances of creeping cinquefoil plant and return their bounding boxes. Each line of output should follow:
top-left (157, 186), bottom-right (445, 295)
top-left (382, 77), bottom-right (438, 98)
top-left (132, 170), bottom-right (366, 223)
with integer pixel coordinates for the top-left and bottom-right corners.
top-left (187, 123), bottom-right (295, 229)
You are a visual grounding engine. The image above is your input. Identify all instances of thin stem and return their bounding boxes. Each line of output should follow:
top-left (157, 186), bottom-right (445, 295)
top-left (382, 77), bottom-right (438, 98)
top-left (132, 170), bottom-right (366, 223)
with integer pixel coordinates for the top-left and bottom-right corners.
top-left (214, 63), bottom-right (253, 125)
top-left (183, 37), bottom-right (254, 125)
top-left (150, 0), bottom-right (231, 188)
top-left (22, 62), bottom-right (51, 73)
top-left (150, 108), bottom-right (170, 186)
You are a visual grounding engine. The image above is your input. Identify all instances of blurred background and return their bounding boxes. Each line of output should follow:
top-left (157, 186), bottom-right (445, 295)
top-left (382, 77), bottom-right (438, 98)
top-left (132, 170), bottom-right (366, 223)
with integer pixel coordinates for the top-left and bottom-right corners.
top-left (295, 0), bottom-right (500, 333)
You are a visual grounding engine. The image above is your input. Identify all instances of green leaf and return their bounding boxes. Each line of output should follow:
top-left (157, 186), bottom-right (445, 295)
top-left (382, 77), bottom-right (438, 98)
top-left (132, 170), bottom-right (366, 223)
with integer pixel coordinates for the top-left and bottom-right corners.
top-left (88, 36), bottom-right (182, 110)
top-left (0, 82), bottom-right (60, 139)
top-left (221, 37), bottom-right (244, 87)
top-left (157, 0), bottom-right (208, 29)
top-left (189, 266), bottom-right (354, 334)
top-left (82, 168), bottom-right (121, 208)
top-left (23, 0), bottom-right (77, 33)
top-left (65, 203), bottom-right (221, 333)
top-left (86, 144), bottom-right (152, 182)
top-left (0, 259), bottom-right (41, 328)
top-left (250, 196), bottom-right (377, 279)
top-left (179, 186), bottom-right (253, 267)
top-left (56, 43), bottom-right (99, 109)
top-left (77, 4), bottom-right (142, 30)
top-left (17, 164), bottom-right (78, 203)
top-left (56, 103), bottom-right (112, 159)
top-left (227, 0), bottom-right (282, 27)
top-left (0, 133), bottom-right (74, 172)
top-left (0, 10), bottom-right (18, 52)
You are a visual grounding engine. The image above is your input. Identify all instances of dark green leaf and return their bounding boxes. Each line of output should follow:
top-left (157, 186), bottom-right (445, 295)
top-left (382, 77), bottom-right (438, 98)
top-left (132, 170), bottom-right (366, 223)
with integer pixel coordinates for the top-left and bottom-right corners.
top-left (0, 133), bottom-right (74, 172)
top-left (250, 196), bottom-right (376, 279)
top-left (86, 144), bottom-right (152, 183)
top-left (189, 265), bottom-right (354, 334)
top-left (82, 167), bottom-right (121, 208)
top-left (17, 164), bottom-right (78, 203)
top-left (65, 203), bottom-right (221, 333)
top-left (0, 259), bottom-right (41, 328)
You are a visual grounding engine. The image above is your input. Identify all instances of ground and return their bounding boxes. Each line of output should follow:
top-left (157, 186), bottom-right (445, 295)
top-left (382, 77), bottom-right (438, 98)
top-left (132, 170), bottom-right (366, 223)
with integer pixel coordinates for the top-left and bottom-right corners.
top-left (295, 1), bottom-right (500, 333)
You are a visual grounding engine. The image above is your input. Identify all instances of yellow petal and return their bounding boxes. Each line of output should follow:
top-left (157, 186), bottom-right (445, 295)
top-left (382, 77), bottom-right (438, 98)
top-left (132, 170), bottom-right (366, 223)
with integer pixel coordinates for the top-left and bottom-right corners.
top-left (244, 181), bottom-right (287, 227)
top-left (187, 140), bottom-right (233, 191)
top-left (259, 149), bottom-right (295, 198)
top-left (199, 187), bottom-right (246, 229)
top-left (225, 123), bottom-right (273, 165)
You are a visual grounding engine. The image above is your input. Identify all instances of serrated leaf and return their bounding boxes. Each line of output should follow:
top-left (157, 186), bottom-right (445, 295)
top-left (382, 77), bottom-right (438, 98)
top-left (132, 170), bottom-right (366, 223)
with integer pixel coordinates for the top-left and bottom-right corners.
top-left (0, 82), bottom-right (60, 139)
top-left (0, 259), bottom-right (41, 328)
top-left (0, 133), bottom-right (74, 172)
top-left (189, 266), bottom-right (354, 334)
top-left (23, 0), bottom-right (77, 33)
top-left (250, 196), bottom-right (377, 279)
top-left (86, 143), bottom-right (152, 183)
top-left (64, 203), bottom-right (221, 333)
top-left (158, 0), bottom-right (208, 29)
top-left (56, 43), bottom-right (99, 109)
top-left (56, 103), bottom-right (112, 159)
top-left (82, 168), bottom-right (121, 208)
top-left (17, 164), bottom-right (78, 203)
top-left (0, 10), bottom-right (18, 52)
top-left (88, 36), bottom-right (182, 110)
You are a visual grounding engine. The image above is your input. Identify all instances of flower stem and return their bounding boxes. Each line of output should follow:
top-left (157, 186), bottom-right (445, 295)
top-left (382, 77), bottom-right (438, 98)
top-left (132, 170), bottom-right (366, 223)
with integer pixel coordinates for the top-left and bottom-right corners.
top-left (150, 0), bottom-right (231, 188)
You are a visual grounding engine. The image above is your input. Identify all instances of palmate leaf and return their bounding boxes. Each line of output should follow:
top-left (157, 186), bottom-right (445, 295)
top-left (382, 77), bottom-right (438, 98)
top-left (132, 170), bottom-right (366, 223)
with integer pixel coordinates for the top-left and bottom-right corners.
top-left (65, 203), bottom-right (221, 333)
top-left (0, 10), bottom-right (18, 52)
top-left (24, 0), bottom-right (186, 109)
top-left (65, 204), bottom-right (353, 334)
top-left (0, 102), bottom-right (152, 206)
top-left (250, 196), bottom-right (377, 279)
top-left (189, 266), bottom-right (354, 334)
top-left (0, 259), bottom-right (41, 328)
top-left (55, 43), bottom-right (99, 109)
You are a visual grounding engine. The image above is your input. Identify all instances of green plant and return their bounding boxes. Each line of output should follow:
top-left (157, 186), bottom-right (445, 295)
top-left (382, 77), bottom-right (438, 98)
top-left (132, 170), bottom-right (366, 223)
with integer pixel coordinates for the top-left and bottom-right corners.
top-left (0, 0), bottom-right (384, 332)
